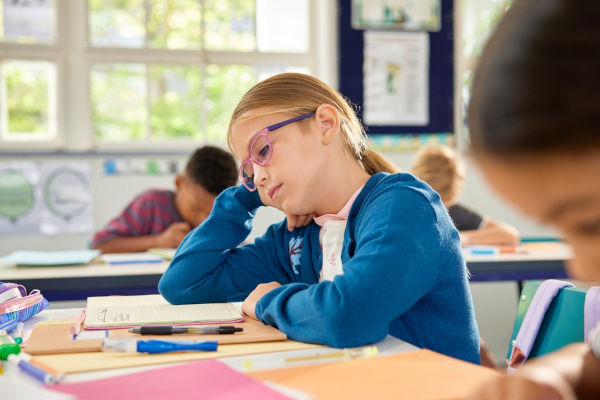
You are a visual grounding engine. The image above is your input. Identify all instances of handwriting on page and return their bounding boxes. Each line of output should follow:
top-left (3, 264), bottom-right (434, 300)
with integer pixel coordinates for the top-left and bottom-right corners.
top-left (84, 295), bottom-right (243, 328)
top-left (97, 308), bottom-right (131, 323)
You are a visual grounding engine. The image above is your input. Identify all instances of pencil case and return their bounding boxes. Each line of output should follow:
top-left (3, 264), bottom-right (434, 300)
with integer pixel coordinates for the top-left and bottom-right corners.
top-left (0, 282), bottom-right (49, 325)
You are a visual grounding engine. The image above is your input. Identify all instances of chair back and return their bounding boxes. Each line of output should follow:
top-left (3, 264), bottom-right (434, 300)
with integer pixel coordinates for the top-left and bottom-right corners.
top-left (506, 280), bottom-right (589, 369)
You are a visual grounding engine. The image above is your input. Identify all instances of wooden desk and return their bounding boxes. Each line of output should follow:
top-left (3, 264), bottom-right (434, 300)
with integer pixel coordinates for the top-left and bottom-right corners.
top-left (466, 242), bottom-right (571, 282)
top-left (0, 260), bottom-right (168, 300)
top-left (4, 308), bottom-right (496, 400)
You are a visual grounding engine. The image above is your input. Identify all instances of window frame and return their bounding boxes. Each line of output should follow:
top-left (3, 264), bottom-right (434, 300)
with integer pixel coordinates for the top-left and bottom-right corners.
top-left (0, 3), bottom-right (66, 150)
top-left (0, 0), bottom-right (337, 152)
top-left (454, 0), bottom-right (511, 152)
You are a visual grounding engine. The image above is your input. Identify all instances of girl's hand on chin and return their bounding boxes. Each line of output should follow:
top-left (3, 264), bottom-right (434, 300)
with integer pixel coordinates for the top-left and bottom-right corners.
top-left (257, 190), bottom-right (313, 230)
top-left (286, 212), bottom-right (314, 231)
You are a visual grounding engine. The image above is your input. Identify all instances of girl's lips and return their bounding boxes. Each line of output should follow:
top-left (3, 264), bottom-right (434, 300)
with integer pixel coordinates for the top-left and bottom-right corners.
top-left (268, 184), bottom-right (282, 200)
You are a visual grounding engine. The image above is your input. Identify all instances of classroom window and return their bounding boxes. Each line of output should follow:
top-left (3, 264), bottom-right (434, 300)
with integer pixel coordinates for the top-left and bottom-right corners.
top-left (457, 0), bottom-right (511, 140)
top-left (0, 0), bottom-right (56, 44)
top-left (0, 0), bottom-right (331, 151)
top-left (1, 60), bottom-right (57, 142)
top-left (0, 0), bottom-right (58, 144)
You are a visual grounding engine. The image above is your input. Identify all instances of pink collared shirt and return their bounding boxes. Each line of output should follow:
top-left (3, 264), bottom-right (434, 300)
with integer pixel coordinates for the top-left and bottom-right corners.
top-left (313, 186), bottom-right (363, 227)
top-left (313, 186), bottom-right (364, 282)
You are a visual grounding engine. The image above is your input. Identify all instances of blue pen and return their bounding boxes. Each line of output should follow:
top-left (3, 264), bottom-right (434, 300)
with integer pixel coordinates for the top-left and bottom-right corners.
top-left (470, 249), bottom-right (497, 255)
top-left (7, 353), bottom-right (58, 385)
top-left (101, 338), bottom-right (218, 354)
top-left (466, 246), bottom-right (499, 255)
top-left (107, 259), bottom-right (164, 265)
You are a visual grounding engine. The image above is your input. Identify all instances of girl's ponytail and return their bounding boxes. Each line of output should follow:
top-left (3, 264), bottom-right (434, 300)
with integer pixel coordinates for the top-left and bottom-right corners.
top-left (361, 148), bottom-right (399, 175)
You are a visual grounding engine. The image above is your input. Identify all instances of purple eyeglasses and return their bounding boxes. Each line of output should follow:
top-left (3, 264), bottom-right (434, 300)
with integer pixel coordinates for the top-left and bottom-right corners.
top-left (239, 112), bottom-right (315, 191)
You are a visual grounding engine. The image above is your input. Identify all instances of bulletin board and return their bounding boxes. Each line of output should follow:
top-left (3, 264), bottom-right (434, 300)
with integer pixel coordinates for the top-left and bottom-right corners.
top-left (338, 0), bottom-right (454, 135)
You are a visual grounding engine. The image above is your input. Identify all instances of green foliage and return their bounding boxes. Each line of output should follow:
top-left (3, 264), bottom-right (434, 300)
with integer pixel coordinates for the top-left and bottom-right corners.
top-left (2, 1), bottom-right (273, 143)
top-left (5, 63), bottom-right (49, 134)
top-left (204, 0), bottom-right (255, 51)
top-left (205, 65), bottom-right (257, 141)
top-left (149, 65), bottom-right (202, 139)
top-left (89, 0), bottom-right (257, 143)
top-left (148, 0), bottom-right (202, 49)
top-left (91, 63), bottom-right (147, 141)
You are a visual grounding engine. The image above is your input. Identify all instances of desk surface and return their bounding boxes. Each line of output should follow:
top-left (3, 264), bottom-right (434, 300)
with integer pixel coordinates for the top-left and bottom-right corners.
top-left (466, 242), bottom-right (571, 282)
top-left (3, 307), bottom-right (419, 398)
top-left (5, 308), bottom-right (500, 400)
top-left (0, 260), bottom-right (168, 300)
top-left (0, 243), bottom-right (572, 300)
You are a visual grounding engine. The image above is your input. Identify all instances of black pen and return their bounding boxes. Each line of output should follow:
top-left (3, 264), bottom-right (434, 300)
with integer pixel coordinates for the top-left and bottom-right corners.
top-left (128, 325), bottom-right (243, 335)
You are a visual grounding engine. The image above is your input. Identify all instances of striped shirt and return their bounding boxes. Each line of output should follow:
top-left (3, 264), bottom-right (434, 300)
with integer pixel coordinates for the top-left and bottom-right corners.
top-left (91, 189), bottom-right (183, 247)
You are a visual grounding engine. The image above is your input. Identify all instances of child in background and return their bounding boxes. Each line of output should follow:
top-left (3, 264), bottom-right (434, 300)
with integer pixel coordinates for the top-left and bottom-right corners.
top-left (466, 0), bottom-right (600, 398)
top-left (91, 146), bottom-right (237, 253)
top-left (412, 145), bottom-right (520, 246)
top-left (159, 73), bottom-right (480, 364)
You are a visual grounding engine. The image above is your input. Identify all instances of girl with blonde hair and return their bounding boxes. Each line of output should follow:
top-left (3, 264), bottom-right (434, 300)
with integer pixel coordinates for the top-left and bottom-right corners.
top-left (159, 73), bottom-right (479, 363)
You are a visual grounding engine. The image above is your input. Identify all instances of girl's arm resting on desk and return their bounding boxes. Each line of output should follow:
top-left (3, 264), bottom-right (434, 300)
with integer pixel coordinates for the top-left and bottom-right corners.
top-left (254, 188), bottom-right (441, 348)
top-left (158, 185), bottom-right (293, 304)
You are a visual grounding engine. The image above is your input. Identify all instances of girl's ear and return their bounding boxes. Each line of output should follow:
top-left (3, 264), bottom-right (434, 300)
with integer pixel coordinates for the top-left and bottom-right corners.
top-left (314, 104), bottom-right (340, 145)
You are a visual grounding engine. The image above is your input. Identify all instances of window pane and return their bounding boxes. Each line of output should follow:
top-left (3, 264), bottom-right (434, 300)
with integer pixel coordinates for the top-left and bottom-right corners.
top-left (462, 0), bottom-right (510, 57)
top-left (204, 0), bottom-right (255, 51)
top-left (89, 0), bottom-right (145, 48)
top-left (91, 63), bottom-right (147, 141)
top-left (148, 0), bottom-right (202, 49)
top-left (0, 0), bottom-right (56, 44)
top-left (149, 65), bottom-right (202, 139)
top-left (205, 65), bottom-right (256, 141)
top-left (256, 0), bottom-right (308, 53)
top-left (1, 61), bottom-right (56, 140)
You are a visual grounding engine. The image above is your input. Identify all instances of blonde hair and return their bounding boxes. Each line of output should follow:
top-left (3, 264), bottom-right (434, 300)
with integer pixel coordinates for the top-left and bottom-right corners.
top-left (411, 145), bottom-right (465, 204)
top-left (227, 73), bottom-right (398, 175)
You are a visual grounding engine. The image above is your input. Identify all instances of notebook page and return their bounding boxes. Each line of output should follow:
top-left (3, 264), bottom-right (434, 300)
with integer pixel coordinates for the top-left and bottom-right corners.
top-left (84, 294), bottom-right (243, 328)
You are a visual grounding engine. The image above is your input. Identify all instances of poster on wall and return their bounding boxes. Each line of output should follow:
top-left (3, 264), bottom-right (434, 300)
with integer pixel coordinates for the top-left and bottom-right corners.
top-left (40, 161), bottom-right (94, 235)
top-left (352, 0), bottom-right (441, 31)
top-left (363, 31), bottom-right (429, 126)
top-left (0, 162), bottom-right (41, 235)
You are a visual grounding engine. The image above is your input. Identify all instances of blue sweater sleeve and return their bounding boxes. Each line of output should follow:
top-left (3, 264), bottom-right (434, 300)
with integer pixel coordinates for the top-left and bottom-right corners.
top-left (158, 185), bottom-right (293, 304)
top-left (254, 186), bottom-right (442, 348)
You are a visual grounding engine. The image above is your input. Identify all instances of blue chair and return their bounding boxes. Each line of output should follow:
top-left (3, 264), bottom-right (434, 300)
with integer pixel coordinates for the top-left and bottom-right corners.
top-left (506, 280), bottom-right (591, 369)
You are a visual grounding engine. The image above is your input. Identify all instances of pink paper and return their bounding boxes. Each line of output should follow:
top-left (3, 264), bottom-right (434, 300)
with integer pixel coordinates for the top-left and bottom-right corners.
top-left (47, 360), bottom-right (291, 400)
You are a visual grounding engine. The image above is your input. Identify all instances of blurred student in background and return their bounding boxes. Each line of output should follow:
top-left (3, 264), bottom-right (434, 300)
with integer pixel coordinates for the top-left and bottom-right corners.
top-left (467, 0), bottom-right (600, 398)
top-left (412, 145), bottom-right (520, 246)
top-left (91, 146), bottom-right (237, 253)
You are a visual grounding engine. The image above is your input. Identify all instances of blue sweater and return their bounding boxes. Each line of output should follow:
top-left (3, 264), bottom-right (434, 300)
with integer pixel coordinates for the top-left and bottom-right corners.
top-left (159, 172), bottom-right (480, 363)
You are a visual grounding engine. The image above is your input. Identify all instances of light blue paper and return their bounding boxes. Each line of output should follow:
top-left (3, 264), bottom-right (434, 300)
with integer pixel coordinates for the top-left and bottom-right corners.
top-left (0, 250), bottom-right (100, 266)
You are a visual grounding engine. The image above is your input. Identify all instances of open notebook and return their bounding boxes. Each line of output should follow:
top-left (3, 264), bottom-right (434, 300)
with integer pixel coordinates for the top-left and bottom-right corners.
top-left (84, 294), bottom-right (244, 329)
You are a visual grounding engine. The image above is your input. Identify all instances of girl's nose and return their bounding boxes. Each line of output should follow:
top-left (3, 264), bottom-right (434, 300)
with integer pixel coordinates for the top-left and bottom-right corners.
top-left (252, 163), bottom-right (269, 187)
